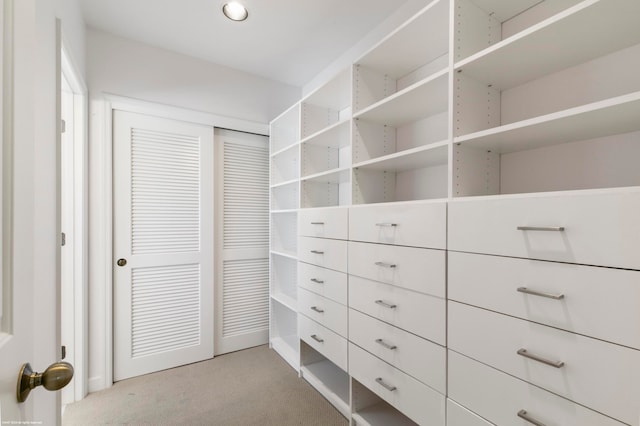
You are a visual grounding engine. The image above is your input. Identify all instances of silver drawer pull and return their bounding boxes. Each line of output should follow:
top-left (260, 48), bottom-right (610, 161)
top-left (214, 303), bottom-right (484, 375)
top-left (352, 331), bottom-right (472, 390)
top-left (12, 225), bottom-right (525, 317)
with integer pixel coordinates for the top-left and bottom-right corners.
top-left (310, 250), bottom-right (324, 254)
top-left (517, 226), bottom-right (565, 232)
top-left (310, 334), bottom-right (324, 343)
top-left (375, 223), bottom-right (398, 227)
top-left (517, 287), bottom-right (565, 300)
top-left (375, 377), bottom-right (397, 392)
top-left (310, 306), bottom-right (324, 313)
top-left (517, 410), bottom-right (547, 426)
top-left (517, 349), bottom-right (564, 368)
top-left (375, 300), bottom-right (397, 309)
top-left (375, 338), bottom-right (397, 350)
top-left (375, 261), bottom-right (397, 268)
top-left (310, 278), bottom-right (325, 284)
top-left (310, 222), bottom-right (325, 225)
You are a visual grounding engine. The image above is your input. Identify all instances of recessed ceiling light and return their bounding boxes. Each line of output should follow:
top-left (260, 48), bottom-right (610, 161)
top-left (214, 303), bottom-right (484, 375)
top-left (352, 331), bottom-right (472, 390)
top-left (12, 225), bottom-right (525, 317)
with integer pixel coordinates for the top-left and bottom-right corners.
top-left (223, 2), bottom-right (248, 21)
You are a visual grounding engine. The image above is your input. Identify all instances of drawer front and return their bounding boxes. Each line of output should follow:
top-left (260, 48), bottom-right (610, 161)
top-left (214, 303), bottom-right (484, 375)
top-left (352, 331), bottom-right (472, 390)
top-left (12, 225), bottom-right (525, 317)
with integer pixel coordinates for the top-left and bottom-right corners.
top-left (446, 399), bottom-right (494, 426)
top-left (448, 190), bottom-right (640, 269)
top-left (349, 201), bottom-right (446, 249)
top-left (298, 288), bottom-right (347, 337)
top-left (349, 309), bottom-right (446, 393)
top-left (299, 207), bottom-right (348, 240)
top-left (349, 276), bottom-right (445, 345)
top-left (449, 351), bottom-right (626, 426)
top-left (348, 241), bottom-right (445, 297)
top-left (349, 343), bottom-right (446, 426)
top-left (448, 302), bottom-right (640, 425)
top-left (299, 315), bottom-right (347, 371)
top-left (298, 261), bottom-right (347, 305)
top-left (449, 251), bottom-right (640, 350)
top-left (298, 236), bottom-right (348, 272)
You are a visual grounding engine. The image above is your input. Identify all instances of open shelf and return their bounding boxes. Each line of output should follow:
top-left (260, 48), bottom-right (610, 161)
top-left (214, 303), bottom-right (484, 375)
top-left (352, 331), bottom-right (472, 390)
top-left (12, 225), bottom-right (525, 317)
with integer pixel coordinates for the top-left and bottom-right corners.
top-left (271, 143), bottom-right (299, 186)
top-left (270, 103), bottom-right (300, 153)
top-left (353, 70), bottom-right (448, 127)
top-left (270, 298), bottom-right (299, 371)
top-left (353, 141), bottom-right (448, 172)
top-left (455, 0), bottom-right (640, 91)
top-left (300, 343), bottom-right (350, 419)
top-left (301, 69), bottom-right (351, 139)
top-left (270, 252), bottom-right (297, 308)
top-left (271, 181), bottom-right (299, 211)
top-left (271, 211), bottom-right (297, 254)
top-left (351, 379), bottom-right (418, 426)
top-left (353, 0), bottom-right (449, 113)
top-left (301, 168), bottom-right (351, 209)
top-left (301, 120), bottom-right (351, 178)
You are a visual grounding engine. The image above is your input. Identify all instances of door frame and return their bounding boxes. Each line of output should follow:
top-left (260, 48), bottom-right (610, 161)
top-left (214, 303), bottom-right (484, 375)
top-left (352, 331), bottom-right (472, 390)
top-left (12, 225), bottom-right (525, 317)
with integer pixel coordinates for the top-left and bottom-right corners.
top-left (95, 94), bottom-right (268, 389)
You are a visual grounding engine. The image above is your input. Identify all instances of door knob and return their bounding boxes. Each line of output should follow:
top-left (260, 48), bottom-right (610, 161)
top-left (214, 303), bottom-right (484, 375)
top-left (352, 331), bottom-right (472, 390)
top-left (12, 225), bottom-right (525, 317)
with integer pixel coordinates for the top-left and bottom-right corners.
top-left (117, 258), bottom-right (127, 267)
top-left (16, 361), bottom-right (74, 403)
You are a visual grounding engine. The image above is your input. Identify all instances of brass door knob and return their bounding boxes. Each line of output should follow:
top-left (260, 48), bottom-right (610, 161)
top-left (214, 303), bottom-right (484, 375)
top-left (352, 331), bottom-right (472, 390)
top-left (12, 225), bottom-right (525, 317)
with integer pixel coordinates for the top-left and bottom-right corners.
top-left (117, 258), bottom-right (127, 267)
top-left (17, 361), bottom-right (74, 403)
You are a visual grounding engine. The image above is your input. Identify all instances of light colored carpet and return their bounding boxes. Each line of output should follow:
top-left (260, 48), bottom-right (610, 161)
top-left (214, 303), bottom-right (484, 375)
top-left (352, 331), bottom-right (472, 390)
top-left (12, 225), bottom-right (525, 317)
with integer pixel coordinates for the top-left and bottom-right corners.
top-left (63, 345), bottom-right (347, 425)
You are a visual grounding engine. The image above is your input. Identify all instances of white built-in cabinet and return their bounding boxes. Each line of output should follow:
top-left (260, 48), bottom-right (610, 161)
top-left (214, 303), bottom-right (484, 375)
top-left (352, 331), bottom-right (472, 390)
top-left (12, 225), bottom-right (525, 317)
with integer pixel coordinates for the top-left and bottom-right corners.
top-left (269, 0), bottom-right (640, 424)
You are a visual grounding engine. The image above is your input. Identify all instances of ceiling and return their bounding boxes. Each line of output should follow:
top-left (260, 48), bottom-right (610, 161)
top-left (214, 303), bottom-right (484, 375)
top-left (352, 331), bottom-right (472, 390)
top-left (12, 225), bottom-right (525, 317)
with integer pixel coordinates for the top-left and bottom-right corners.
top-left (78, 0), bottom-right (411, 87)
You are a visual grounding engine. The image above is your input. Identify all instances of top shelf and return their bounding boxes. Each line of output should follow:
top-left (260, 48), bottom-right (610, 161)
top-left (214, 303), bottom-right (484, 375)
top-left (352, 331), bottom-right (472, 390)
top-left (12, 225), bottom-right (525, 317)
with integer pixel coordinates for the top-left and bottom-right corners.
top-left (302, 68), bottom-right (351, 112)
top-left (455, 0), bottom-right (640, 90)
top-left (271, 103), bottom-right (300, 153)
top-left (356, 0), bottom-right (449, 79)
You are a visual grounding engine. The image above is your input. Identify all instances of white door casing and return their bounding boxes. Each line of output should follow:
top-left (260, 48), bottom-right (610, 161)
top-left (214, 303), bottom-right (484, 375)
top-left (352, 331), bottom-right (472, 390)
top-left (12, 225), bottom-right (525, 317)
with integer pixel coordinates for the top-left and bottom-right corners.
top-left (214, 129), bottom-right (269, 355)
top-left (113, 110), bottom-right (214, 381)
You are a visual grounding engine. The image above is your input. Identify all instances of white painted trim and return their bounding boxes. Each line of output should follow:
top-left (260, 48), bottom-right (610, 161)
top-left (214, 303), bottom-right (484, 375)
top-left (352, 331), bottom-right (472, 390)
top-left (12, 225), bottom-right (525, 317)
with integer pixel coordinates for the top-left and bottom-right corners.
top-left (98, 94), bottom-right (269, 390)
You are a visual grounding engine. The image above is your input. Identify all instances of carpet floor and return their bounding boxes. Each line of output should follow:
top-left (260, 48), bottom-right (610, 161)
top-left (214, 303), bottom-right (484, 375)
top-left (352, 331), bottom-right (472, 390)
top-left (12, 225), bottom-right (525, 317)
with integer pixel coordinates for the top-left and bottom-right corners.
top-left (62, 345), bottom-right (348, 425)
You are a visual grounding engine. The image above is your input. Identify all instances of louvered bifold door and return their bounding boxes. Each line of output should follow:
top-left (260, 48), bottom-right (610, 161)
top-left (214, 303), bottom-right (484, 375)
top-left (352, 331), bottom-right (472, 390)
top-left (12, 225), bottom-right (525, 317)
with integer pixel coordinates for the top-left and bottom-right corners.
top-left (215, 129), bottom-right (270, 355)
top-left (113, 110), bottom-right (214, 381)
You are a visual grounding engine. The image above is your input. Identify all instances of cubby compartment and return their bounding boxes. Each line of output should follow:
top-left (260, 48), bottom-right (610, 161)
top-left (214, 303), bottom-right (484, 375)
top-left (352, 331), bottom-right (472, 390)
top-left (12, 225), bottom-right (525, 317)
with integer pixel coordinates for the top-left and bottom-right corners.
top-left (270, 253), bottom-right (297, 309)
top-left (301, 69), bottom-right (351, 139)
top-left (301, 169), bottom-right (351, 209)
top-left (271, 143), bottom-right (299, 185)
top-left (352, 142), bottom-right (448, 204)
top-left (351, 379), bottom-right (418, 426)
top-left (270, 299), bottom-right (299, 371)
top-left (270, 211), bottom-right (297, 256)
top-left (300, 120), bottom-right (351, 178)
top-left (270, 103), bottom-right (300, 153)
top-left (353, 0), bottom-right (449, 113)
top-left (299, 341), bottom-right (350, 418)
top-left (270, 181), bottom-right (299, 211)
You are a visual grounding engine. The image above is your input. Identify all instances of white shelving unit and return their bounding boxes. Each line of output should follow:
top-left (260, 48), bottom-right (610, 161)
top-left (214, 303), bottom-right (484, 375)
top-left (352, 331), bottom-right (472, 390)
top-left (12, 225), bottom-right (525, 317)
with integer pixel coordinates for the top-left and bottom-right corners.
top-left (269, 103), bottom-right (301, 370)
top-left (269, 0), bottom-right (640, 424)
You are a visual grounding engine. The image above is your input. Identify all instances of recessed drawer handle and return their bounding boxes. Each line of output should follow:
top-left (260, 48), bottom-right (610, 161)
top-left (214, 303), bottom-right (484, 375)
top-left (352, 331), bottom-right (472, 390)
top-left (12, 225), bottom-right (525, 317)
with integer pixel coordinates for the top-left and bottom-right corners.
top-left (375, 261), bottom-right (397, 268)
top-left (375, 300), bottom-right (397, 309)
top-left (375, 223), bottom-right (398, 227)
top-left (375, 338), bottom-right (397, 350)
top-left (310, 222), bottom-right (325, 225)
top-left (517, 226), bottom-right (565, 232)
top-left (517, 410), bottom-right (547, 426)
top-left (517, 287), bottom-right (565, 300)
top-left (310, 334), bottom-right (324, 343)
top-left (375, 377), bottom-right (397, 391)
top-left (310, 306), bottom-right (324, 313)
top-left (517, 349), bottom-right (564, 368)
top-left (310, 250), bottom-right (324, 254)
top-left (310, 278), bottom-right (324, 284)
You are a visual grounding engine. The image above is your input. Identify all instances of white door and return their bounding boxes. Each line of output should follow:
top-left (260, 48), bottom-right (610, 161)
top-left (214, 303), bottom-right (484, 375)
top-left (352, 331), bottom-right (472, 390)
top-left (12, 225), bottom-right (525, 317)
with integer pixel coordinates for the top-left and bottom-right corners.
top-left (113, 110), bottom-right (214, 381)
top-left (214, 129), bottom-right (270, 354)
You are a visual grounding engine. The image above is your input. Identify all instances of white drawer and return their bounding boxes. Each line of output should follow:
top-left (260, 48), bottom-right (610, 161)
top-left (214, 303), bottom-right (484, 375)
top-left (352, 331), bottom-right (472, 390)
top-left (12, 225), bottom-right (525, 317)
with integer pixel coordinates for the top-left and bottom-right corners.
top-left (298, 287), bottom-right (347, 337)
top-left (349, 275), bottom-right (445, 345)
top-left (299, 207), bottom-right (348, 240)
top-left (299, 314), bottom-right (347, 371)
top-left (298, 236), bottom-right (348, 272)
top-left (298, 261), bottom-right (347, 305)
top-left (448, 190), bottom-right (640, 269)
top-left (449, 351), bottom-right (626, 426)
top-left (349, 201), bottom-right (446, 249)
top-left (448, 302), bottom-right (640, 425)
top-left (449, 251), bottom-right (640, 350)
top-left (349, 343), bottom-right (446, 426)
top-left (349, 309), bottom-right (446, 393)
top-left (446, 399), bottom-right (494, 426)
top-left (348, 241), bottom-right (445, 298)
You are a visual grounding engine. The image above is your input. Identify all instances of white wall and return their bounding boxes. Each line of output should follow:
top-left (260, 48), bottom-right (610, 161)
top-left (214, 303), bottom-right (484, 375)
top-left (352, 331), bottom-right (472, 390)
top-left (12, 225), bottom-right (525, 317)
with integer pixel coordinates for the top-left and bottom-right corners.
top-left (85, 29), bottom-right (301, 392)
